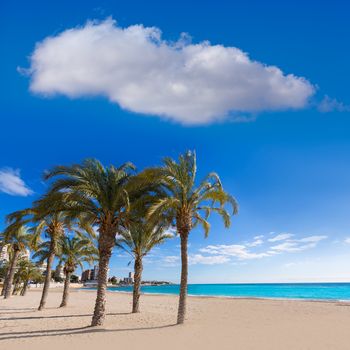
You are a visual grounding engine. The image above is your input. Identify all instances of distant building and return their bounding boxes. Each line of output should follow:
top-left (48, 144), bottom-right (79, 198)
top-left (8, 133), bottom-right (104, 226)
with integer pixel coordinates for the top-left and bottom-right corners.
top-left (121, 272), bottom-right (134, 284)
top-left (93, 265), bottom-right (99, 280)
top-left (0, 244), bottom-right (10, 265)
top-left (38, 262), bottom-right (47, 273)
top-left (123, 277), bottom-right (133, 284)
top-left (54, 264), bottom-right (64, 279)
top-left (0, 245), bottom-right (29, 266)
top-left (81, 265), bottom-right (109, 283)
top-left (81, 269), bottom-right (92, 282)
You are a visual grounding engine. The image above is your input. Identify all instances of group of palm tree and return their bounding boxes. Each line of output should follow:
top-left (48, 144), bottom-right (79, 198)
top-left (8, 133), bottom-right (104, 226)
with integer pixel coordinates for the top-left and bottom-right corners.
top-left (0, 224), bottom-right (97, 307)
top-left (0, 151), bottom-right (237, 326)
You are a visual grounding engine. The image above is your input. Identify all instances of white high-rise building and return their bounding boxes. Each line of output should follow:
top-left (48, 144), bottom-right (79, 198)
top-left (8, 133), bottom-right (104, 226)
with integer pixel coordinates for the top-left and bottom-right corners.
top-left (0, 244), bottom-right (30, 265)
top-left (54, 264), bottom-right (65, 279)
top-left (93, 265), bottom-right (99, 280)
top-left (0, 244), bottom-right (10, 265)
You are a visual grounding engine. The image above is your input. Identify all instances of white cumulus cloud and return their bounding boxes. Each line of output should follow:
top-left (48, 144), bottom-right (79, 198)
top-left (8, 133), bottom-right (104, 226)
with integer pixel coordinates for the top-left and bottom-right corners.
top-left (25, 18), bottom-right (315, 125)
top-left (0, 168), bottom-right (33, 196)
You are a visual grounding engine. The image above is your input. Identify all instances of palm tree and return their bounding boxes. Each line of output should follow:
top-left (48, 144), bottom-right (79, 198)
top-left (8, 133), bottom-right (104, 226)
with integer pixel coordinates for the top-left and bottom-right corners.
top-left (0, 231), bottom-right (11, 296)
top-left (16, 260), bottom-right (42, 296)
top-left (7, 202), bottom-right (89, 310)
top-left (12, 259), bottom-right (25, 295)
top-left (12, 258), bottom-right (32, 295)
top-left (0, 247), bottom-right (9, 296)
top-left (31, 239), bottom-right (55, 290)
top-left (146, 151), bottom-right (238, 324)
top-left (58, 235), bottom-right (97, 307)
top-left (116, 220), bottom-right (172, 313)
top-left (0, 261), bottom-right (9, 283)
top-left (43, 159), bottom-right (140, 326)
top-left (0, 231), bottom-right (5, 261)
top-left (2, 225), bottom-right (32, 299)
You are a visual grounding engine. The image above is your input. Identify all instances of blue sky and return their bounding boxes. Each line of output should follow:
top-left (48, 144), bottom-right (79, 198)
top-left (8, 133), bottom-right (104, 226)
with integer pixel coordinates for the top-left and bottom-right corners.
top-left (1, 0), bottom-right (350, 283)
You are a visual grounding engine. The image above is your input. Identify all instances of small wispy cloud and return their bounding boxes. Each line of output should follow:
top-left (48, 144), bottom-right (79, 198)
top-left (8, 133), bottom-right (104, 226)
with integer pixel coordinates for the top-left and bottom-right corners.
top-left (268, 233), bottom-right (294, 242)
top-left (197, 233), bottom-right (327, 264)
top-left (271, 235), bottom-right (327, 252)
top-left (162, 255), bottom-right (180, 267)
top-left (246, 238), bottom-right (263, 247)
top-left (200, 244), bottom-right (270, 260)
top-left (164, 227), bottom-right (177, 237)
top-left (147, 233), bottom-right (328, 268)
top-left (318, 95), bottom-right (350, 113)
top-left (271, 242), bottom-right (303, 253)
top-left (254, 235), bottom-right (264, 240)
top-left (298, 235), bottom-right (327, 243)
top-left (344, 238), bottom-right (350, 244)
top-left (189, 254), bottom-right (230, 265)
top-left (0, 168), bottom-right (33, 196)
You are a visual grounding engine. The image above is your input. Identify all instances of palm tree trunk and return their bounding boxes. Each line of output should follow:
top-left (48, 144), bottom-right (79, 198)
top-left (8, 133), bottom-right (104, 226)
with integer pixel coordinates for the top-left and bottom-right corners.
top-left (177, 232), bottom-right (188, 324)
top-left (132, 255), bottom-right (143, 313)
top-left (38, 241), bottom-right (55, 310)
top-left (0, 245), bottom-right (9, 296)
top-left (0, 282), bottom-right (5, 296)
top-left (1, 267), bottom-right (10, 296)
top-left (0, 244), bottom-right (4, 294)
top-left (12, 278), bottom-right (20, 295)
top-left (60, 270), bottom-right (71, 307)
top-left (91, 233), bottom-right (115, 326)
top-left (21, 280), bottom-right (29, 296)
top-left (4, 250), bottom-right (20, 299)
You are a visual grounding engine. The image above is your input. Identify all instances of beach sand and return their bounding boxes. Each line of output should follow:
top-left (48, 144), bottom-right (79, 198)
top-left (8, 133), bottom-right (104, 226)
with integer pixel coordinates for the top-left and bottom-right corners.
top-left (1, 288), bottom-right (350, 350)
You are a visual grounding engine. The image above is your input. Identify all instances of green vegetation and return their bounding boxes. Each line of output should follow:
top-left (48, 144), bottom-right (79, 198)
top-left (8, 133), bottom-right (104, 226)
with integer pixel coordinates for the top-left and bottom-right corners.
top-left (0, 151), bottom-right (237, 326)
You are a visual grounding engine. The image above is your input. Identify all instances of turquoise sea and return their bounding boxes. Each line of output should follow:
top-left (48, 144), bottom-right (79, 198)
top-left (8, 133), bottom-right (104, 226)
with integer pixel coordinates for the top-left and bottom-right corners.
top-left (99, 283), bottom-right (350, 301)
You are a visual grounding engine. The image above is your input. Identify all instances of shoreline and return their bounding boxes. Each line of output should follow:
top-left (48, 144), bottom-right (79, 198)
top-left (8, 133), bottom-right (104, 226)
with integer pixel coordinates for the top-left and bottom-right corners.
top-left (79, 287), bottom-right (350, 304)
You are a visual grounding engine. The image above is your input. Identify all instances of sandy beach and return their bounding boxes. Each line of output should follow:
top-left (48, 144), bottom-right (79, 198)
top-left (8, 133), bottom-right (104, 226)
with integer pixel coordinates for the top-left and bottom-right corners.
top-left (1, 288), bottom-right (350, 350)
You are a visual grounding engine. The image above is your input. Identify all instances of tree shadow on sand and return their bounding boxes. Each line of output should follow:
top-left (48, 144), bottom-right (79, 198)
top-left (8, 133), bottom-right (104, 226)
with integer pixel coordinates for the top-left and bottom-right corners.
top-left (0, 307), bottom-right (37, 314)
top-left (0, 307), bottom-right (58, 314)
top-left (0, 323), bottom-right (176, 341)
top-left (0, 312), bottom-right (131, 321)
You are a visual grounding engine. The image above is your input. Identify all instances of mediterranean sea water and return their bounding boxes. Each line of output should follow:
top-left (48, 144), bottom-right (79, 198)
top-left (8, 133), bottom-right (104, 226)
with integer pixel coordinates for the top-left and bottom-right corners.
top-left (101, 283), bottom-right (350, 301)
